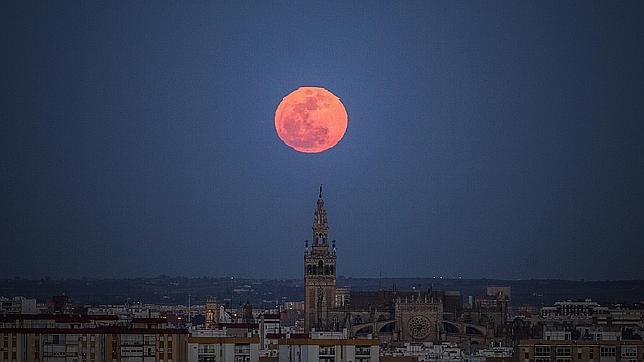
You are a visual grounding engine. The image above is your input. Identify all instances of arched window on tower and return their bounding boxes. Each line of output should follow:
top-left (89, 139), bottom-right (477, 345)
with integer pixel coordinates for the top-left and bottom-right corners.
top-left (307, 265), bottom-right (312, 275)
top-left (318, 260), bottom-right (324, 274)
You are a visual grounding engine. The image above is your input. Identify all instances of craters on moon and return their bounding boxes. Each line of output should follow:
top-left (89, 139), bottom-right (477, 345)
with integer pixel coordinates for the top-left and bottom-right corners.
top-left (274, 87), bottom-right (348, 153)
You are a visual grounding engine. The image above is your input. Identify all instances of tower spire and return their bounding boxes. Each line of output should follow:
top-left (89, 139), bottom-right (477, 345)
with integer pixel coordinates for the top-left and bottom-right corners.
top-left (312, 186), bottom-right (329, 246)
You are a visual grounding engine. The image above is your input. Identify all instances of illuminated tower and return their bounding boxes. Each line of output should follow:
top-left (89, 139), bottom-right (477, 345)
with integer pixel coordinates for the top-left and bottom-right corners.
top-left (304, 185), bottom-right (337, 332)
top-left (205, 297), bottom-right (219, 328)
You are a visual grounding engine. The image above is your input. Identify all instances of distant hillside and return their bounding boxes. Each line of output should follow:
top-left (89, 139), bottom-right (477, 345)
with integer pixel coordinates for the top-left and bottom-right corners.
top-left (1, 277), bottom-right (642, 308)
top-left (336, 277), bottom-right (644, 306)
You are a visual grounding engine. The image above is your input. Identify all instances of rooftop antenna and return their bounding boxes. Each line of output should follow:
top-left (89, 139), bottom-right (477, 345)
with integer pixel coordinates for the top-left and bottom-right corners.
top-left (188, 294), bottom-right (191, 324)
top-left (319, 184), bottom-right (323, 198)
top-left (278, 304), bottom-right (282, 335)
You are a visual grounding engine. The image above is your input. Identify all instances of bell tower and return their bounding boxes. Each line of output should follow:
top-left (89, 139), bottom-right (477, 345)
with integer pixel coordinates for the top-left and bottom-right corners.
top-left (304, 185), bottom-right (337, 332)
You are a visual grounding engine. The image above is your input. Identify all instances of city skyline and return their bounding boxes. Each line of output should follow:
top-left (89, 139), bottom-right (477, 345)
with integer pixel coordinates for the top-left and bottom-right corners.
top-left (3, 1), bottom-right (644, 280)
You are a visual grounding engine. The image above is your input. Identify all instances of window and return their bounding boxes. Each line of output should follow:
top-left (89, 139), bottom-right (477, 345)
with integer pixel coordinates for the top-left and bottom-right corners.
top-left (318, 345), bottom-right (336, 362)
top-left (356, 346), bottom-right (370, 355)
top-left (144, 335), bottom-right (156, 345)
top-left (556, 347), bottom-right (571, 356)
top-left (51, 335), bottom-right (60, 345)
top-left (234, 344), bottom-right (250, 355)
top-left (356, 347), bottom-right (371, 362)
top-left (600, 346), bottom-right (616, 357)
top-left (198, 344), bottom-right (216, 354)
top-left (121, 334), bottom-right (143, 346)
top-left (535, 346), bottom-right (551, 357)
top-left (319, 346), bottom-right (335, 356)
top-left (621, 347), bottom-right (637, 357)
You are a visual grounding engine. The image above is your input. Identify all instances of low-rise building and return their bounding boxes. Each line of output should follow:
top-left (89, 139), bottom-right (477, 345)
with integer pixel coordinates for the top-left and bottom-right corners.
top-left (516, 339), bottom-right (644, 362)
top-left (278, 331), bottom-right (380, 362)
top-left (0, 314), bottom-right (189, 361)
top-left (381, 342), bottom-right (465, 361)
top-left (187, 331), bottom-right (260, 362)
top-left (541, 300), bottom-right (602, 318)
top-left (0, 297), bottom-right (38, 315)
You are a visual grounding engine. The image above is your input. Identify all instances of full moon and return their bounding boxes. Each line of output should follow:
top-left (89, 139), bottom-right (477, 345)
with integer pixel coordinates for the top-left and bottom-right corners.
top-left (274, 87), bottom-right (348, 153)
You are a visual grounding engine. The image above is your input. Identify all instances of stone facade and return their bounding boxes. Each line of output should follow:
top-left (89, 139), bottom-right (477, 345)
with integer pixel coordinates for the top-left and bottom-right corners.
top-left (395, 295), bottom-right (443, 342)
top-left (304, 186), bottom-right (337, 332)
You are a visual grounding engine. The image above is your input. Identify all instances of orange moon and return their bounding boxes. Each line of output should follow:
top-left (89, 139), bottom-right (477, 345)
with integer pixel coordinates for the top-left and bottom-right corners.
top-left (274, 87), bottom-right (348, 153)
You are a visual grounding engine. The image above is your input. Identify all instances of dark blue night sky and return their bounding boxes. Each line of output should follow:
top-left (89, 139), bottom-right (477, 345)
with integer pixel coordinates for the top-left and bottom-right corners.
top-left (2, 1), bottom-right (643, 280)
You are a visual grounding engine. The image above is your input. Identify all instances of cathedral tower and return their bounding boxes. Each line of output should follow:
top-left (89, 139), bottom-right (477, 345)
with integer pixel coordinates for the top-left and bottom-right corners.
top-left (304, 186), bottom-right (337, 332)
